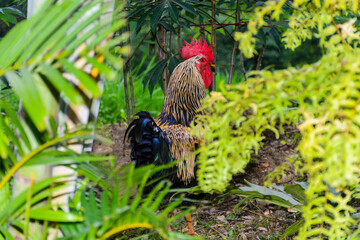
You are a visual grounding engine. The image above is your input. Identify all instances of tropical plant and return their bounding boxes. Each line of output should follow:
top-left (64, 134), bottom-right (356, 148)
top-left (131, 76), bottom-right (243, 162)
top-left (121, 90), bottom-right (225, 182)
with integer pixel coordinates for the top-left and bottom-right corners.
top-left (59, 163), bottom-right (194, 240)
top-left (0, 6), bottom-right (25, 27)
top-left (191, 0), bottom-right (360, 239)
top-left (0, 0), bottom-right (190, 238)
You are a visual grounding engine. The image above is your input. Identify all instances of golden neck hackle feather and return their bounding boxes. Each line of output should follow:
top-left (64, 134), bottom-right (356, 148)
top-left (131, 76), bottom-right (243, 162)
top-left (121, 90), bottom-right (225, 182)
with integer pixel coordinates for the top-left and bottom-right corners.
top-left (155, 55), bottom-right (206, 183)
top-left (157, 55), bottom-right (206, 128)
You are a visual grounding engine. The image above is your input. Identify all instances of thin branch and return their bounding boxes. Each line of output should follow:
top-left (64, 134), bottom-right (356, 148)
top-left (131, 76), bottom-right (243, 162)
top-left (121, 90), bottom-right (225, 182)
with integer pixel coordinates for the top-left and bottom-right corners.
top-left (197, 7), bottom-right (235, 41)
top-left (117, 26), bottom-right (131, 124)
top-left (169, 31), bottom-right (172, 54)
top-left (126, 22), bottom-right (135, 120)
top-left (125, 29), bottom-right (151, 65)
top-left (123, 66), bottom-right (131, 125)
top-left (0, 92), bottom-right (14, 99)
top-left (331, 16), bottom-right (350, 49)
top-left (256, 44), bottom-right (265, 71)
top-left (200, 17), bottom-right (206, 41)
top-left (177, 26), bottom-right (181, 52)
top-left (128, 64), bottom-right (135, 120)
top-left (179, 16), bottom-right (211, 35)
top-left (158, 25), bottom-right (168, 95)
top-left (128, 17), bottom-right (275, 29)
top-left (186, 22), bottom-right (275, 28)
top-left (239, 50), bottom-right (247, 81)
top-left (228, 0), bottom-right (240, 85)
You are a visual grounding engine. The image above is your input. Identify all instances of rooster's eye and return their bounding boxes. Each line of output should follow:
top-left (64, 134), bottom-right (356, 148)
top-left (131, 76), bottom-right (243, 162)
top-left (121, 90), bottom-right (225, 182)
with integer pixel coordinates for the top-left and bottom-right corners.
top-left (200, 58), bottom-right (205, 62)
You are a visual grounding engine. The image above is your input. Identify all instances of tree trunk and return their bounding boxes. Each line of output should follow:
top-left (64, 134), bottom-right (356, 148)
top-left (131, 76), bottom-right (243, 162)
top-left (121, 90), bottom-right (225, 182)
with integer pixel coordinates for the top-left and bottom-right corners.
top-left (123, 59), bottom-right (131, 125)
top-left (210, 0), bottom-right (217, 92)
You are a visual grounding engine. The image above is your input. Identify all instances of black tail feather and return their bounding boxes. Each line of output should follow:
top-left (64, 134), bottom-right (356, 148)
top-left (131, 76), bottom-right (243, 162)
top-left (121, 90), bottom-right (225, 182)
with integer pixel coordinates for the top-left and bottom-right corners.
top-left (124, 111), bottom-right (172, 168)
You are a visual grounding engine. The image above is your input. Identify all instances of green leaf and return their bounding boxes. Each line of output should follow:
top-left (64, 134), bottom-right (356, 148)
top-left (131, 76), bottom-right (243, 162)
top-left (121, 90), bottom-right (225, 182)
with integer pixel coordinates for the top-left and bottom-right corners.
top-left (172, 1), bottom-right (198, 16)
top-left (231, 181), bottom-right (303, 211)
top-left (142, 181), bottom-right (166, 208)
top-left (0, 14), bottom-right (9, 26)
top-left (168, 56), bottom-right (181, 73)
top-left (88, 189), bottom-right (101, 224)
top-left (16, 1), bottom-right (82, 65)
top-left (29, 208), bottom-right (83, 222)
top-left (2, 7), bottom-right (25, 17)
top-left (150, 182), bottom-right (171, 211)
top-left (144, 59), bottom-right (168, 95)
top-left (6, 69), bottom-right (48, 131)
top-left (281, 219), bottom-right (304, 238)
top-left (150, 2), bottom-right (165, 33)
top-left (24, 149), bottom-right (113, 166)
top-left (0, 226), bottom-right (15, 240)
top-left (167, 2), bottom-right (179, 23)
top-left (100, 191), bottom-right (110, 218)
top-left (76, 163), bottom-right (109, 190)
top-left (127, 2), bottom-right (155, 18)
top-left (255, 1), bottom-right (265, 7)
top-left (3, 13), bottom-right (17, 24)
top-left (267, 27), bottom-right (282, 52)
top-left (39, 64), bottom-right (84, 105)
top-left (46, 1), bottom-right (105, 57)
top-left (159, 22), bottom-right (176, 34)
top-left (0, 176), bottom-right (70, 223)
top-left (0, 102), bottom-right (31, 150)
top-left (0, 183), bottom-right (10, 214)
top-left (59, 58), bottom-right (101, 98)
top-left (135, 10), bottom-right (149, 33)
top-left (284, 184), bottom-right (307, 205)
top-left (81, 189), bottom-right (94, 227)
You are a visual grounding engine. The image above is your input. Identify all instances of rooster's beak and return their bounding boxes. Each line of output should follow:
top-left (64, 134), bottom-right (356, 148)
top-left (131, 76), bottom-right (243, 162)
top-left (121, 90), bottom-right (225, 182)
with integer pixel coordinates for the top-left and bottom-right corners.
top-left (209, 63), bottom-right (215, 72)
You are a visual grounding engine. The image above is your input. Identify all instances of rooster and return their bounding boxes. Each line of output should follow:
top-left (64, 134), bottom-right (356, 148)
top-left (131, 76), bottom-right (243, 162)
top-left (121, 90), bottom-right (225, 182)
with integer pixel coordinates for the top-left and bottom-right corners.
top-left (124, 38), bottom-right (214, 235)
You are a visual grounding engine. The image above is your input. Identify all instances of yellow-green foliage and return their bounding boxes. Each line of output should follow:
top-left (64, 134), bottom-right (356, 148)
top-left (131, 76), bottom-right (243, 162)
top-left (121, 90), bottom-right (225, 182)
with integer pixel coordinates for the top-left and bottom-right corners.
top-left (192, 1), bottom-right (360, 239)
top-left (235, 0), bottom-right (359, 57)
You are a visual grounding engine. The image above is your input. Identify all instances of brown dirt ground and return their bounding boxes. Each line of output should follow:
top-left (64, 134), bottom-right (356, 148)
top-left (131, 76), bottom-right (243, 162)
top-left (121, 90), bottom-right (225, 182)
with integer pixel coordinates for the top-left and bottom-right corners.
top-left (93, 124), bottom-right (302, 240)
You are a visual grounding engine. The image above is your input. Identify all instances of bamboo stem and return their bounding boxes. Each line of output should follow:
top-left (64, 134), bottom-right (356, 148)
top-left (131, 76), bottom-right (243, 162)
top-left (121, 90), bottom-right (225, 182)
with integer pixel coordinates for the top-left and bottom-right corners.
top-left (228, 0), bottom-right (241, 85)
top-left (210, 0), bottom-right (217, 92)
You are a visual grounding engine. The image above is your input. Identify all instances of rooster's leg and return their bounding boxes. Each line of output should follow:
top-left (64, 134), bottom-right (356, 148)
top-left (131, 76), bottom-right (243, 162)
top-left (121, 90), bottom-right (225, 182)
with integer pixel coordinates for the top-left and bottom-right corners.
top-left (185, 213), bottom-right (195, 235)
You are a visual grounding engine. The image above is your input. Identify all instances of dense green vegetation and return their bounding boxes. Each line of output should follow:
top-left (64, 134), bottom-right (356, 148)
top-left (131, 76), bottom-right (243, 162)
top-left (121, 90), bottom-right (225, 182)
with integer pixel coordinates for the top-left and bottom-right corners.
top-left (193, 1), bottom-right (360, 239)
top-left (1, 0), bottom-right (360, 239)
top-left (0, 1), bottom-right (190, 239)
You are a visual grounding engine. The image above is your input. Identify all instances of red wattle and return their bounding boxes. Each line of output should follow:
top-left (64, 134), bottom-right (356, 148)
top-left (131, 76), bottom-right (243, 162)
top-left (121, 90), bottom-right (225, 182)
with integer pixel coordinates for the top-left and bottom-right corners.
top-left (201, 66), bottom-right (212, 89)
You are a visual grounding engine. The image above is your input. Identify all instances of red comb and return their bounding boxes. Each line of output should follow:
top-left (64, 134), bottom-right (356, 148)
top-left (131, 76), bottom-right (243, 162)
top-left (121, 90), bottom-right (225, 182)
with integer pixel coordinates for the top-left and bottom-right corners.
top-left (180, 37), bottom-right (214, 62)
